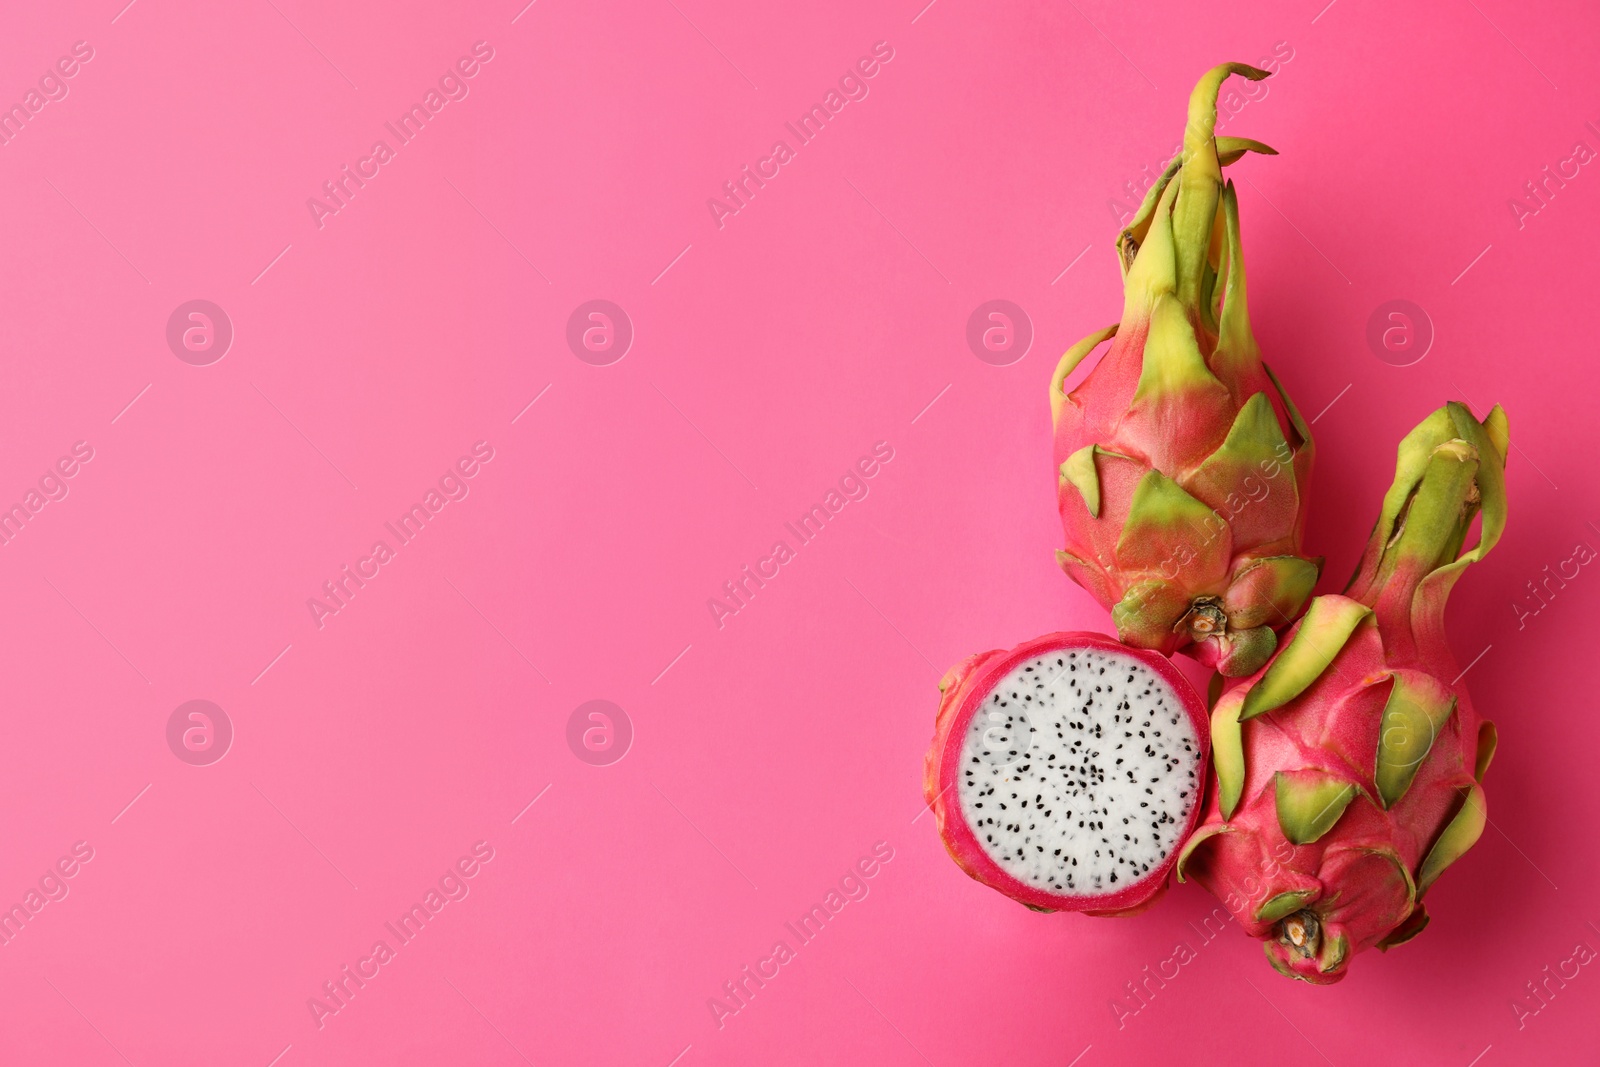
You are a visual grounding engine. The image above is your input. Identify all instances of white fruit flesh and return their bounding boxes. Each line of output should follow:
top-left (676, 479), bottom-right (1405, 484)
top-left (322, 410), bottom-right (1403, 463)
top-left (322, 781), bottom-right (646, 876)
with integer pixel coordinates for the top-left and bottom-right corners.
top-left (956, 646), bottom-right (1202, 898)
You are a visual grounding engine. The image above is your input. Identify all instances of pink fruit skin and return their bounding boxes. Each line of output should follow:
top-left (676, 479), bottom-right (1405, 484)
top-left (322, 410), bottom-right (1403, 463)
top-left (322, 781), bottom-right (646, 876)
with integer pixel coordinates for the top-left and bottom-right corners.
top-left (924, 632), bottom-right (1210, 916)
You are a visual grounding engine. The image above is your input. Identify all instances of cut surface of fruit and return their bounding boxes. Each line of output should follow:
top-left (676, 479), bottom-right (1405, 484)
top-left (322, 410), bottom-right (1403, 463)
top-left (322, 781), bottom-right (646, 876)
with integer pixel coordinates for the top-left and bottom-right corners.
top-left (925, 632), bottom-right (1208, 914)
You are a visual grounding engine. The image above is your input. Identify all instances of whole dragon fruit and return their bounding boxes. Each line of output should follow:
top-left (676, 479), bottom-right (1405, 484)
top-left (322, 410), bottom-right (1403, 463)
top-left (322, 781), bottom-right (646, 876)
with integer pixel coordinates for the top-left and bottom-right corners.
top-left (1053, 63), bottom-right (1317, 677)
top-left (1176, 401), bottom-right (1508, 983)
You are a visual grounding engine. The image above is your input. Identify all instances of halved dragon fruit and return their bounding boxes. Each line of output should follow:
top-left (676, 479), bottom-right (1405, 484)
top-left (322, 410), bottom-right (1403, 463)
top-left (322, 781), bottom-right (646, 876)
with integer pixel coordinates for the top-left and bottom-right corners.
top-left (924, 632), bottom-right (1210, 915)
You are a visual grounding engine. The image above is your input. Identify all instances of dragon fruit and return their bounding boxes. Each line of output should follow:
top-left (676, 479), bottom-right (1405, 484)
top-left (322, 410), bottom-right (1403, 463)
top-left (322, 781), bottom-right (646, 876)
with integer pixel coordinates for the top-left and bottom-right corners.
top-left (1052, 63), bottom-right (1317, 677)
top-left (924, 632), bottom-right (1210, 915)
top-left (1177, 401), bottom-right (1508, 982)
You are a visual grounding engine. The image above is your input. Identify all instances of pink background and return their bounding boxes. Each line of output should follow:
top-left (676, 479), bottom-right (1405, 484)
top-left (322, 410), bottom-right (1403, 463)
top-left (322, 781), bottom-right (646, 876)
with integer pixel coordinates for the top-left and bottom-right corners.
top-left (1, 0), bottom-right (1595, 1063)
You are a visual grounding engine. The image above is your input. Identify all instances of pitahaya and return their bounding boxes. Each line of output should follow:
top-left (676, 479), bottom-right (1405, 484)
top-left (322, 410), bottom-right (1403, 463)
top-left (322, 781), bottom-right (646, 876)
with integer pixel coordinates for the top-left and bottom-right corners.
top-left (1053, 63), bottom-right (1318, 677)
top-left (924, 632), bottom-right (1210, 915)
top-left (1176, 401), bottom-right (1508, 983)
